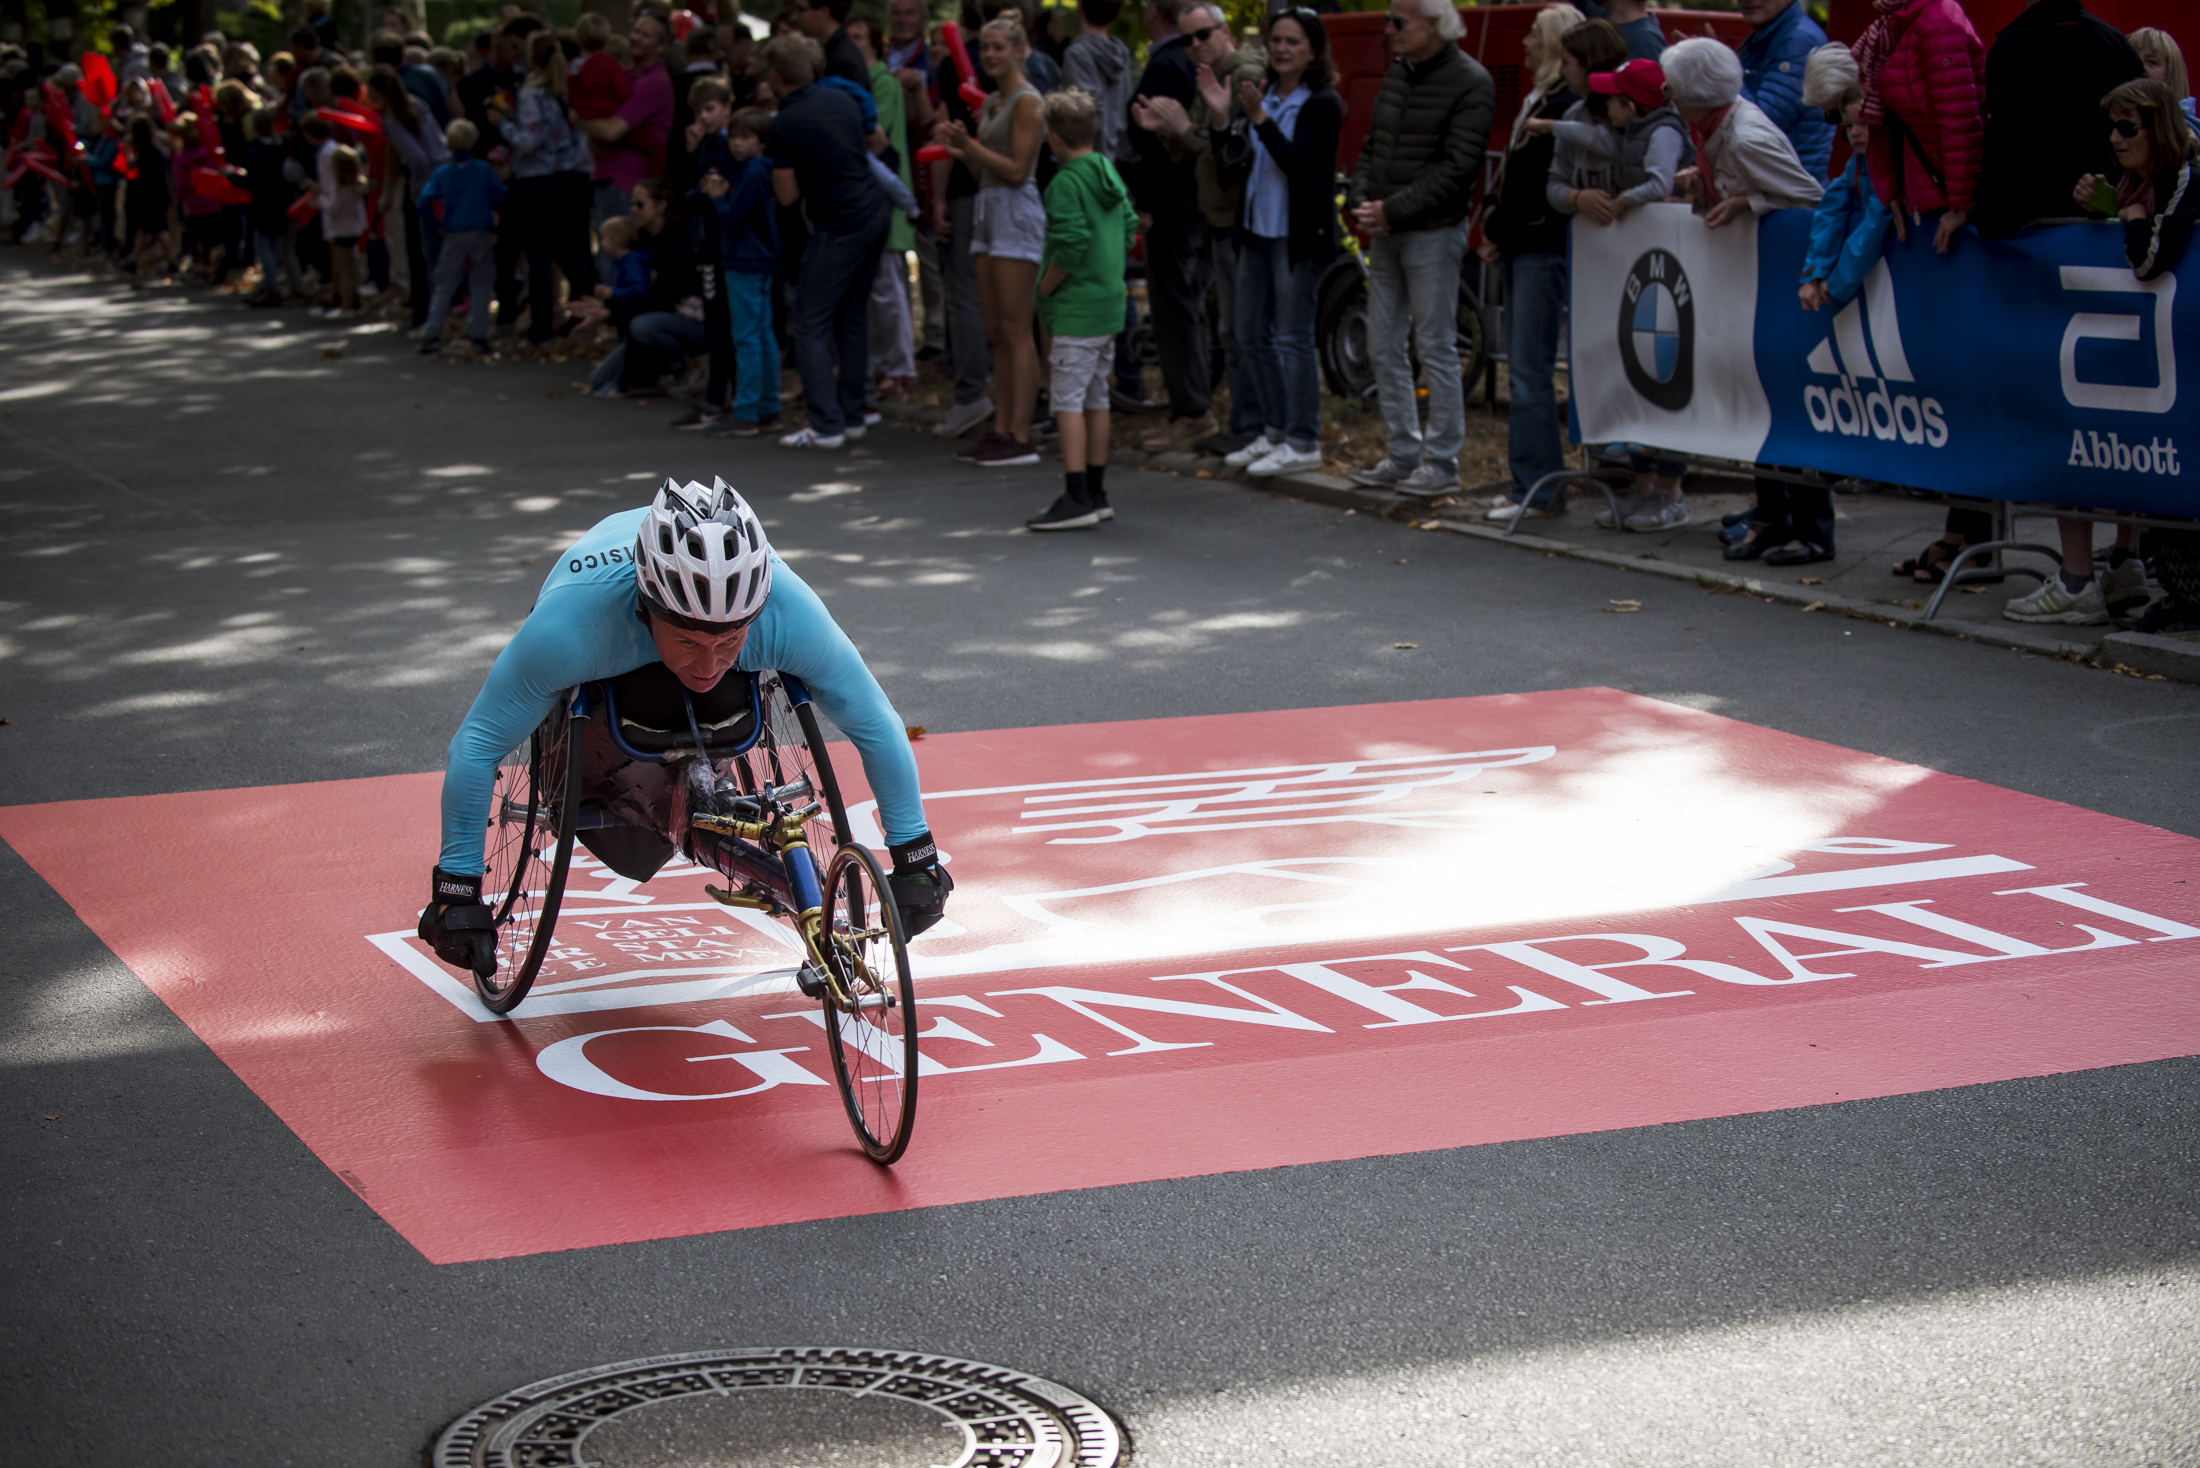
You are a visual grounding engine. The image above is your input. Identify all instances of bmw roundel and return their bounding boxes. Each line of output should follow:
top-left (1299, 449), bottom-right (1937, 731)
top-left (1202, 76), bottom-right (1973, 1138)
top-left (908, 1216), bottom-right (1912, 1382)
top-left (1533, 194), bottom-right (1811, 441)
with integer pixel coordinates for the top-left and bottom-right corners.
top-left (1618, 249), bottom-right (1694, 412)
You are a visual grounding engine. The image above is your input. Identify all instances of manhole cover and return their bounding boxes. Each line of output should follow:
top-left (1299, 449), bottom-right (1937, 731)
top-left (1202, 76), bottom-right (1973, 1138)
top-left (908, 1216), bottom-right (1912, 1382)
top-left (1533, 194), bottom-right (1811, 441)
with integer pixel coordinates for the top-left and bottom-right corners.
top-left (432, 1347), bottom-right (1123, 1468)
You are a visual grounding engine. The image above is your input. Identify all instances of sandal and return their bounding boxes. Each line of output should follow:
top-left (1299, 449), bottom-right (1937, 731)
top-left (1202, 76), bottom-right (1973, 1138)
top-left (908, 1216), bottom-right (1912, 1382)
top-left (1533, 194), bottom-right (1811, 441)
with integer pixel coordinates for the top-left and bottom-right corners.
top-left (1765, 541), bottom-right (1835, 567)
top-left (1894, 537), bottom-right (1966, 583)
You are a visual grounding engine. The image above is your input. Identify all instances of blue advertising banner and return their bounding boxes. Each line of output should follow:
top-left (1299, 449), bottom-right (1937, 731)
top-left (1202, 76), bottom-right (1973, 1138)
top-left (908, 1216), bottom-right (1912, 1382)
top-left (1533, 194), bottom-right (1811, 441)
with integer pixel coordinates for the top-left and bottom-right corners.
top-left (1568, 204), bottom-right (2198, 517)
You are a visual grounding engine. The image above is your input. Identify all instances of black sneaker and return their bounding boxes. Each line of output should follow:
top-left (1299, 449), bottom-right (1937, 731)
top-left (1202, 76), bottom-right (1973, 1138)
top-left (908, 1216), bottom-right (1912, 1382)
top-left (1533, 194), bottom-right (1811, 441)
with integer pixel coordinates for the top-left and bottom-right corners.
top-left (1092, 493), bottom-right (1115, 523)
top-left (1026, 493), bottom-right (1103, 530)
top-left (955, 430), bottom-right (1006, 464)
top-left (671, 405), bottom-right (725, 432)
top-left (915, 344), bottom-right (944, 363)
top-left (969, 436), bottom-right (1043, 467)
top-left (1194, 430), bottom-right (1257, 458)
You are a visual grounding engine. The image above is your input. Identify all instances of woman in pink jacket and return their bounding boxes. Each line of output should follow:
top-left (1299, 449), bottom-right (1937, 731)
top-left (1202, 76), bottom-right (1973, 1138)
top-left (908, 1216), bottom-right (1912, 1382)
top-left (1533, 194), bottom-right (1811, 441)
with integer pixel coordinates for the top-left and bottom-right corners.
top-left (1851, 0), bottom-right (1984, 254)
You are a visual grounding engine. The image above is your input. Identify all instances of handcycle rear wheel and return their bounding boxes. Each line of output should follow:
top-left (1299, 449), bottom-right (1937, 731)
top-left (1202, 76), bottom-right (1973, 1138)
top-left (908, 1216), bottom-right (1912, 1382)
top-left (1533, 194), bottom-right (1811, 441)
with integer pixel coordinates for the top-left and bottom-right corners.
top-left (818, 842), bottom-right (918, 1163)
top-left (477, 711), bottom-right (582, 1014)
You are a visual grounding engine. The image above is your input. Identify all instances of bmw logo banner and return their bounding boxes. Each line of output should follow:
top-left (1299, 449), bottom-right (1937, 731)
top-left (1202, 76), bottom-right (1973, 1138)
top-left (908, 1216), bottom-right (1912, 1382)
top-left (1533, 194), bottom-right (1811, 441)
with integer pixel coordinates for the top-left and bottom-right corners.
top-left (1567, 204), bottom-right (2195, 518)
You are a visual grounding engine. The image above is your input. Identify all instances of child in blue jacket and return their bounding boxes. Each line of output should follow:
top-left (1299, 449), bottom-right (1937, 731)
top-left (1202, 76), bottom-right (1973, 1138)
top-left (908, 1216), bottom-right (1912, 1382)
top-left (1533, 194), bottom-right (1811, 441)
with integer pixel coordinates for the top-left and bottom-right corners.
top-left (697, 107), bottom-right (782, 434)
top-left (416, 118), bottom-right (507, 352)
top-left (1797, 48), bottom-right (1891, 314)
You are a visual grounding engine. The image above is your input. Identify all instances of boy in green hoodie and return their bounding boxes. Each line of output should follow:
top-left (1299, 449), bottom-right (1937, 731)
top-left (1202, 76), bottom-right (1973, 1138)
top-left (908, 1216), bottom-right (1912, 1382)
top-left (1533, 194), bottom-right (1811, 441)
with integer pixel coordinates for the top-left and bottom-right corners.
top-left (1024, 88), bottom-right (1137, 532)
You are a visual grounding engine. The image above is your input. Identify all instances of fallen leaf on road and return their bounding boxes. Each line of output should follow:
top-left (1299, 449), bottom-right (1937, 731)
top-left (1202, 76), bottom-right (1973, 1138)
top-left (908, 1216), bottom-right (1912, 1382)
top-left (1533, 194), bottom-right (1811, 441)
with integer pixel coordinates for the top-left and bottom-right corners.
top-left (905, 725), bottom-right (927, 740)
top-left (495, 395), bottom-right (510, 403)
top-left (319, 346), bottom-right (343, 360)
top-left (546, 390), bottom-right (562, 399)
top-left (1394, 643), bottom-right (1418, 649)
top-left (1799, 577), bottom-right (1825, 585)
top-left (1802, 600), bottom-right (1826, 612)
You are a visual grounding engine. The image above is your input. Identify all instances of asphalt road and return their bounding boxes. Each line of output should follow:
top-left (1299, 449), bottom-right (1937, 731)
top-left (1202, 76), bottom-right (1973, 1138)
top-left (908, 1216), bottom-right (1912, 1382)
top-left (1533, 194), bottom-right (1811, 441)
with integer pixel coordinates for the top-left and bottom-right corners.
top-left (4, 255), bottom-right (2197, 1468)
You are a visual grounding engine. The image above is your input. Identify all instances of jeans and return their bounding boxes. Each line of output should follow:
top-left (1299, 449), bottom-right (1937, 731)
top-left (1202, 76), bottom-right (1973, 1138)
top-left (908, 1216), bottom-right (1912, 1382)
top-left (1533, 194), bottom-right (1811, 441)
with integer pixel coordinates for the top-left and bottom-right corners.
top-left (616, 309), bottom-right (708, 390)
top-left (401, 195), bottom-right (429, 326)
top-left (1113, 289), bottom-right (1143, 391)
top-left (1504, 250), bottom-right (1569, 506)
top-left (1210, 231), bottom-right (1263, 435)
top-left (1236, 234), bottom-right (1323, 450)
top-left (913, 225), bottom-right (945, 353)
top-left (868, 249), bottom-right (915, 382)
top-left (944, 193), bottom-right (990, 406)
top-left (511, 170), bottom-right (598, 344)
top-left (1144, 208), bottom-right (1212, 419)
top-left (727, 269), bottom-right (781, 421)
top-left (1367, 217), bottom-right (1470, 469)
top-left (252, 227), bottom-right (284, 292)
top-left (794, 219), bottom-right (889, 436)
top-left (423, 228), bottom-right (497, 342)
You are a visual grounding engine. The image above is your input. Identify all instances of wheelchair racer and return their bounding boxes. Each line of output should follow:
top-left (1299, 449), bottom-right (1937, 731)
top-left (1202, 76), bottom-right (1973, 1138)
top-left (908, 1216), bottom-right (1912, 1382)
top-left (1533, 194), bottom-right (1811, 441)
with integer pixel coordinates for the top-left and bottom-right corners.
top-left (418, 477), bottom-right (951, 978)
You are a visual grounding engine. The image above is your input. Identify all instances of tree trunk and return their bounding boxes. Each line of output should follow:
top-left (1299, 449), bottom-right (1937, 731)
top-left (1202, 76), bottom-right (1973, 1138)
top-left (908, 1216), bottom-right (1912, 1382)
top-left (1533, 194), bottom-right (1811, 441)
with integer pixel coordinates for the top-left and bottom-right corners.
top-left (1, 0), bottom-right (26, 47)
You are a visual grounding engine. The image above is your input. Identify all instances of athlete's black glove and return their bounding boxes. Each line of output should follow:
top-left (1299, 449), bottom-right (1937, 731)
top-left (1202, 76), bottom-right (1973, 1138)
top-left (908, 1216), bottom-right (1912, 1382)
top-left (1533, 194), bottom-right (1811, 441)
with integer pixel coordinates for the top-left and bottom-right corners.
top-left (888, 834), bottom-right (954, 938)
top-left (418, 867), bottom-right (497, 978)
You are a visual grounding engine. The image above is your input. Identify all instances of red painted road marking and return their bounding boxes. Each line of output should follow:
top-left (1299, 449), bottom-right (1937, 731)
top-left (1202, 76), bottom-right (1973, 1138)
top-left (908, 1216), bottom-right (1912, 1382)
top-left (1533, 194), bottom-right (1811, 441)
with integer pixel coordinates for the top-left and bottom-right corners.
top-left (4, 688), bottom-right (2195, 1263)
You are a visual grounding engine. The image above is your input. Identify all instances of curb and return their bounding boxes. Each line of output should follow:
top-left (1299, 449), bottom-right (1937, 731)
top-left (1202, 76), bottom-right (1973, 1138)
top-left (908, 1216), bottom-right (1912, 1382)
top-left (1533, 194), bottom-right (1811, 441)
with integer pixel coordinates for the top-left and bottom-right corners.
top-left (881, 400), bottom-right (2193, 685)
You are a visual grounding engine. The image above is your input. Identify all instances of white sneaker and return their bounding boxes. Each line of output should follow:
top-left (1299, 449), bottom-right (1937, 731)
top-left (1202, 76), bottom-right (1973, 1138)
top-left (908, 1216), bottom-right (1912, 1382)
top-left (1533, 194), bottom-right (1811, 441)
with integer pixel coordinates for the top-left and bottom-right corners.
top-left (1485, 500), bottom-right (1559, 524)
top-left (357, 282), bottom-right (382, 299)
top-left (863, 409), bottom-right (882, 426)
top-left (2101, 557), bottom-right (2150, 613)
top-left (936, 396), bottom-right (994, 438)
top-left (2004, 574), bottom-right (2109, 625)
top-left (1623, 496), bottom-right (1690, 532)
top-left (842, 423), bottom-right (867, 441)
top-left (779, 427), bottom-right (847, 450)
top-left (1224, 434), bottom-right (1280, 467)
top-left (1245, 443), bottom-right (1323, 478)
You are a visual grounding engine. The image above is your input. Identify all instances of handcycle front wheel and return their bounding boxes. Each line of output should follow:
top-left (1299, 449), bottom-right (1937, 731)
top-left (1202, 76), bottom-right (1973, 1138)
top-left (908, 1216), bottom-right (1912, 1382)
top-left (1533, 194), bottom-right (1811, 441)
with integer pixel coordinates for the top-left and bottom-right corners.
top-left (477, 712), bottom-right (582, 1014)
top-left (817, 842), bottom-right (918, 1163)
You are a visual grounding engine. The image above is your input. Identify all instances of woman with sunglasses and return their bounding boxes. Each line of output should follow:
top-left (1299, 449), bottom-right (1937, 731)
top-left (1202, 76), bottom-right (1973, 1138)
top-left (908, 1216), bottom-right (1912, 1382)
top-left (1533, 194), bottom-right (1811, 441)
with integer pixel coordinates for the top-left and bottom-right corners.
top-left (2001, 77), bottom-right (2195, 628)
top-left (1217, 7), bottom-right (1343, 479)
top-left (2076, 77), bottom-right (2197, 281)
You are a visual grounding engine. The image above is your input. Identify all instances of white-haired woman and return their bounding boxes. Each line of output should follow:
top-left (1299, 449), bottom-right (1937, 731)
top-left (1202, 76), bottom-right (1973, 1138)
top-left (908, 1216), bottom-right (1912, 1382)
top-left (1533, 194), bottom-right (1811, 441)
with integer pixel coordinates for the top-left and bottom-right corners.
top-left (1665, 35), bottom-right (1823, 228)
top-left (1475, 3), bottom-right (1583, 521)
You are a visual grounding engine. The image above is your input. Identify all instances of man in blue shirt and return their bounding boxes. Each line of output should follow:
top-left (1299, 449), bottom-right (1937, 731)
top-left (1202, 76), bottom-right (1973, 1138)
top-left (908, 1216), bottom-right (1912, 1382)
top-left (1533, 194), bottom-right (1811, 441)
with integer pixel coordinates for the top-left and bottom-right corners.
top-left (418, 479), bottom-right (951, 979)
top-left (765, 34), bottom-right (892, 449)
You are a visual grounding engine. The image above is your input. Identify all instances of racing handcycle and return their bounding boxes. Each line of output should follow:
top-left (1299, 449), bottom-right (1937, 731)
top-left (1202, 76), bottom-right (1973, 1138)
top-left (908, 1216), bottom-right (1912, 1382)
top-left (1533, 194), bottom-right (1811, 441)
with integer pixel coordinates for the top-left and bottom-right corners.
top-left (470, 668), bottom-right (919, 1163)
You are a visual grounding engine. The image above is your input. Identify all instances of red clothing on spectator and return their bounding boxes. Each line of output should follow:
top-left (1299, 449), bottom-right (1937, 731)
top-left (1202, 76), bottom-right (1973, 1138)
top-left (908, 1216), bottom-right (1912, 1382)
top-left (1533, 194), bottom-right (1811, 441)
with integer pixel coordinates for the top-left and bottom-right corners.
top-left (1860, 0), bottom-right (1985, 214)
top-left (570, 51), bottom-right (632, 122)
top-left (592, 60), bottom-right (671, 191)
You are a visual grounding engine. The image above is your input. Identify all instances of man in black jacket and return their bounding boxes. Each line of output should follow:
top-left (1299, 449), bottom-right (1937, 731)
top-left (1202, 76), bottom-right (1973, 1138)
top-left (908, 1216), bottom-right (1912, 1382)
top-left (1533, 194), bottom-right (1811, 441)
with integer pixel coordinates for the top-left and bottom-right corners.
top-left (1347, 0), bottom-right (1494, 498)
top-left (1125, 0), bottom-right (1215, 452)
top-left (1974, 0), bottom-right (2142, 238)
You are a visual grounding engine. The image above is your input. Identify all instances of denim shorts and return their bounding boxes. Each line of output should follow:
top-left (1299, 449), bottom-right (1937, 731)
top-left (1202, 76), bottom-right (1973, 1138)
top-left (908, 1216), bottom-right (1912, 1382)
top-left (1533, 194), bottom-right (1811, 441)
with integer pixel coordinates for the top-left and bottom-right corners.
top-left (970, 183), bottom-right (1046, 264)
top-left (1048, 333), bottom-right (1114, 412)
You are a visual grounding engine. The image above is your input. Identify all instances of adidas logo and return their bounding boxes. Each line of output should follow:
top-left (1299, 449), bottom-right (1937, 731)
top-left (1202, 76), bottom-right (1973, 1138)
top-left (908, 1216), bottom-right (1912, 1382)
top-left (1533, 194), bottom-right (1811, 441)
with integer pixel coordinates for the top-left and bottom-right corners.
top-left (1801, 262), bottom-right (1948, 449)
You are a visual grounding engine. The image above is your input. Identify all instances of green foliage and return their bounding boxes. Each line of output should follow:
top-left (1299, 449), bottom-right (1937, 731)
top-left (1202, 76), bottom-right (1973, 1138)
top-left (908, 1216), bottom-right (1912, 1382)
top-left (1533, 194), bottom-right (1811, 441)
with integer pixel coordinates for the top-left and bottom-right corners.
top-left (217, 1), bottom-right (292, 57)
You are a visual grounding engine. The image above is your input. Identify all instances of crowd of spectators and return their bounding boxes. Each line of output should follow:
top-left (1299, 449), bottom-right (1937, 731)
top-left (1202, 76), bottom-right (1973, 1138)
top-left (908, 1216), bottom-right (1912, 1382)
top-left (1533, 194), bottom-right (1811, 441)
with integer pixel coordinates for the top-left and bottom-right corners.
top-left (1, 0), bottom-right (2195, 616)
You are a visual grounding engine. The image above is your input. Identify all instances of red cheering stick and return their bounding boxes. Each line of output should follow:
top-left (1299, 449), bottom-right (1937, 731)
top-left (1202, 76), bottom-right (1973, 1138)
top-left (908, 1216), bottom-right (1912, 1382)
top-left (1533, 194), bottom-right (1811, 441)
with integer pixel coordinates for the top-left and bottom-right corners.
top-left (192, 167), bottom-right (251, 205)
top-left (151, 82), bottom-right (177, 125)
top-left (115, 144), bottom-right (138, 181)
top-left (939, 22), bottom-right (987, 109)
top-left (80, 53), bottom-right (118, 117)
top-left (287, 192), bottom-right (321, 225)
top-left (319, 105), bottom-right (384, 136)
top-left (915, 143), bottom-right (950, 163)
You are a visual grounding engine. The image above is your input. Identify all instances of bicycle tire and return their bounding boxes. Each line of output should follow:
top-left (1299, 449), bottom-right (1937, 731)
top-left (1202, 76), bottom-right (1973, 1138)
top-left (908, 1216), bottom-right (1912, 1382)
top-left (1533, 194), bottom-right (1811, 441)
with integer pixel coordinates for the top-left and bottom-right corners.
top-left (476, 711), bottom-right (582, 1014)
top-left (818, 842), bottom-right (918, 1163)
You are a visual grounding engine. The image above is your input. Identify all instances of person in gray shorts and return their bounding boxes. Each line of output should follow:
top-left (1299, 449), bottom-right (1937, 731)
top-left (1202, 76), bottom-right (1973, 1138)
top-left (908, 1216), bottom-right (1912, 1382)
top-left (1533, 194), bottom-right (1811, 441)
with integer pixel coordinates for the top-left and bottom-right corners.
top-left (1023, 87), bottom-right (1136, 530)
top-left (936, 13), bottom-right (1048, 467)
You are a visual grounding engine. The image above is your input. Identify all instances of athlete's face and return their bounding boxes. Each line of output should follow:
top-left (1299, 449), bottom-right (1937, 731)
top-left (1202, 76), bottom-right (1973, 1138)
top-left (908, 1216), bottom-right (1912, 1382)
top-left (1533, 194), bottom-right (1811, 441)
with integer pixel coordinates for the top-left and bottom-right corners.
top-left (649, 614), bottom-right (751, 692)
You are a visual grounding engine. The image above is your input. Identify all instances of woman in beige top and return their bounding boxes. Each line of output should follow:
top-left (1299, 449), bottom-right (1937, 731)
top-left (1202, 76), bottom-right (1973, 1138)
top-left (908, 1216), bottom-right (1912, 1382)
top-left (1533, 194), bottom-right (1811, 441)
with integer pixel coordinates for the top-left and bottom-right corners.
top-left (935, 13), bottom-right (1046, 465)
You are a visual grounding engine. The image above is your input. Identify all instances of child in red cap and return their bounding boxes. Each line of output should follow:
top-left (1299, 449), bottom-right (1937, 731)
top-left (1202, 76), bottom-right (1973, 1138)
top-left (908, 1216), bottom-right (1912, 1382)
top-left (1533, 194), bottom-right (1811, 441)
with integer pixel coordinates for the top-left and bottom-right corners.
top-left (1526, 58), bottom-right (1686, 224)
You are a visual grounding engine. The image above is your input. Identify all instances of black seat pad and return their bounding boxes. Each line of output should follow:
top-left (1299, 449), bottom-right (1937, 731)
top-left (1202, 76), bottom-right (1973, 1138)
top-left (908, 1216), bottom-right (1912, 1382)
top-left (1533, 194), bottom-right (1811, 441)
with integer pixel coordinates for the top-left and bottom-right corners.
top-left (603, 663), bottom-right (757, 756)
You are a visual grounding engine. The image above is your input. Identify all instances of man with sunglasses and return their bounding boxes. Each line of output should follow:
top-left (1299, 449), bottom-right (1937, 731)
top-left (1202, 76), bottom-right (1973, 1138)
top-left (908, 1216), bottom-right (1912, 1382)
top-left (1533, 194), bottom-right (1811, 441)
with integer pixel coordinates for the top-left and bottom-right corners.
top-left (417, 478), bottom-right (950, 981)
top-left (784, 0), bottom-right (872, 91)
top-left (1346, 0), bottom-right (1495, 500)
top-left (1124, 0), bottom-right (1222, 454)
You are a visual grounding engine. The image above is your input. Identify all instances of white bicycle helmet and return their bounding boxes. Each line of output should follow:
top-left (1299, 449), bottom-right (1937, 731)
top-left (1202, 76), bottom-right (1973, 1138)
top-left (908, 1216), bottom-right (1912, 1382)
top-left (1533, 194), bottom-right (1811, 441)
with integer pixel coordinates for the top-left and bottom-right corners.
top-left (635, 477), bottom-right (774, 629)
